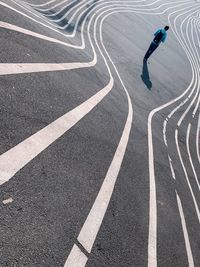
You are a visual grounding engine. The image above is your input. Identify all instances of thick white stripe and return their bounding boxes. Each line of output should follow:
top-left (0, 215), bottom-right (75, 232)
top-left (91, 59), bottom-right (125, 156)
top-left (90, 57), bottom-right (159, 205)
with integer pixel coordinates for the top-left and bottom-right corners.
top-left (0, 79), bottom-right (113, 185)
top-left (176, 193), bottom-right (194, 267)
top-left (0, 21), bottom-right (75, 47)
top-left (64, 245), bottom-right (88, 267)
top-left (77, 97), bottom-right (132, 252)
top-left (148, 112), bottom-right (157, 267)
top-left (0, 62), bottom-right (95, 75)
top-left (64, 5), bottom-right (134, 265)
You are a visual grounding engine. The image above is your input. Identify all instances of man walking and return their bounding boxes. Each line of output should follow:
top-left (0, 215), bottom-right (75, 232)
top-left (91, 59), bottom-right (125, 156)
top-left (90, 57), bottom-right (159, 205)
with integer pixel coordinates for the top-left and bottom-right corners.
top-left (144, 26), bottom-right (169, 61)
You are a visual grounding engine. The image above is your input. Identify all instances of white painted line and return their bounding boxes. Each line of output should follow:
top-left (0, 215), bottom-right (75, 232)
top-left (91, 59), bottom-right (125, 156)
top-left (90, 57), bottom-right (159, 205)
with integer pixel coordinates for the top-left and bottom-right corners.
top-left (148, 5), bottom-right (200, 265)
top-left (163, 118), bottom-right (168, 146)
top-left (176, 192), bottom-right (194, 267)
top-left (147, 111), bottom-right (157, 267)
top-left (186, 123), bottom-right (200, 191)
top-left (0, 61), bottom-right (95, 76)
top-left (77, 99), bottom-right (132, 253)
top-left (28, 0), bottom-right (59, 7)
top-left (2, 197), bottom-right (13, 205)
top-left (33, 0), bottom-right (71, 12)
top-left (0, 1), bottom-right (85, 42)
top-left (177, 89), bottom-right (199, 127)
top-left (64, 244), bottom-right (88, 267)
top-left (0, 78), bottom-right (113, 185)
top-left (168, 155), bottom-right (176, 180)
top-left (196, 113), bottom-right (200, 163)
top-left (0, 21), bottom-right (76, 47)
top-left (175, 129), bottom-right (200, 223)
top-left (64, 5), bottom-right (134, 265)
top-left (44, 0), bottom-right (87, 18)
top-left (77, 8), bottom-right (133, 250)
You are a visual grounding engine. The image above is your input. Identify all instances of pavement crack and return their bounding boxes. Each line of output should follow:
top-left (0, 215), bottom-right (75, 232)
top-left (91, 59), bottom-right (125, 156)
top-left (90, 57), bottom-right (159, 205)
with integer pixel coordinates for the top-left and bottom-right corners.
top-left (76, 240), bottom-right (90, 257)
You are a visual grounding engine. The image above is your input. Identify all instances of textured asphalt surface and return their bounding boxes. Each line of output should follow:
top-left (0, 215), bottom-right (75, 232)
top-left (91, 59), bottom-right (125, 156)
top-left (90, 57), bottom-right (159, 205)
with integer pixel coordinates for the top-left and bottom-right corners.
top-left (0, 0), bottom-right (200, 266)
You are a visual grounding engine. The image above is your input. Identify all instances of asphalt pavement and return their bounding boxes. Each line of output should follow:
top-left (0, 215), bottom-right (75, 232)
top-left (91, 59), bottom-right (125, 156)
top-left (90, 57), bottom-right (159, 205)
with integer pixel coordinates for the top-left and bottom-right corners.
top-left (0, 0), bottom-right (200, 266)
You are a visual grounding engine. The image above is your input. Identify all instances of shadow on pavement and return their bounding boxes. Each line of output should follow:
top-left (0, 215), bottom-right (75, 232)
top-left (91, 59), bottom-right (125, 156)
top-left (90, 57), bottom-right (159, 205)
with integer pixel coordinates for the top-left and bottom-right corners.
top-left (141, 60), bottom-right (152, 90)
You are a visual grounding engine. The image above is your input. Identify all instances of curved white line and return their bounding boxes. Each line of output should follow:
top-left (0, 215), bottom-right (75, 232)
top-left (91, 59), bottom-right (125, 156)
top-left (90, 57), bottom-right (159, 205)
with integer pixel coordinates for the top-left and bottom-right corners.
top-left (25, 0), bottom-right (63, 8)
top-left (196, 112), bottom-right (200, 163)
top-left (148, 4), bottom-right (200, 267)
top-left (186, 123), bottom-right (200, 191)
top-left (0, 1), bottom-right (194, 77)
top-left (176, 192), bottom-right (194, 267)
top-left (175, 129), bottom-right (200, 223)
top-left (65, 4), bottom-right (134, 266)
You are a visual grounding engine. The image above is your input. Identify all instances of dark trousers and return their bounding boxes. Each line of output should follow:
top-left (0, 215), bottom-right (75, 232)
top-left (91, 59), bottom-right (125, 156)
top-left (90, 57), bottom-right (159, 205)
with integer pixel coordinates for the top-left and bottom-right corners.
top-left (144, 42), bottom-right (159, 59)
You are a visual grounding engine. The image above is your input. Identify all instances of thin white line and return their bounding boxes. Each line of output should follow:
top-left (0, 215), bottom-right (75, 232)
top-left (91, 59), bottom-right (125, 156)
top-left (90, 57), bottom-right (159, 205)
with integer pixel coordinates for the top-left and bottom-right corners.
top-left (27, 0), bottom-right (61, 7)
top-left (176, 192), bottom-right (194, 267)
top-left (148, 5), bottom-right (200, 266)
top-left (64, 244), bottom-right (88, 267)
top-left (186, 123), bottom-right (200, 191)
top-left (0, 1), bottom-right (85, 42)
top-left (77, 93), bottom-right (132, 252)
top-left (176, 10), bottom-right (200, 127)
top-left (38, 0), bottom-right (87, 15)
top-left (168, 155), bottom-right (176, 179)
top-left (196, 113), bottom-right (200, 163)
top-left (0, 2), bottom-right (193, 76)
top-left (64, 4), bottom-right (134, 265)
top-left (67, 5), bottom-right (136, 266)
top-left (40, 0), bottom-right (190, 30)
top-left (9, 0), bottom-right (192, 40)
top-left (66, 3), bottom-right (196, 265)
top-left (163, 118), bottom-right (168, 146)
top-left (35, 0), bottom-right (74, 12)
top-left (175, 129), bottom-right (200, 223)
top-left (0, 78), bottom-right (113, 185)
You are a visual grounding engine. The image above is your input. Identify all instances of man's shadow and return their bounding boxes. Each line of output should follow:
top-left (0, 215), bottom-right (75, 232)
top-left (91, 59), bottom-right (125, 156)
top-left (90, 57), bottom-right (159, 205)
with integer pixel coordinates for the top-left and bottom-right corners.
top-left (141, 60), bottom-right (152, 90)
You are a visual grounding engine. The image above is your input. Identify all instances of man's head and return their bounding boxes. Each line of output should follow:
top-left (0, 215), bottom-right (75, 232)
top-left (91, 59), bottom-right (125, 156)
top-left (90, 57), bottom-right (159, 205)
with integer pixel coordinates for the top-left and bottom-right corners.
top-left (164, 26), bottom-right (169, 31)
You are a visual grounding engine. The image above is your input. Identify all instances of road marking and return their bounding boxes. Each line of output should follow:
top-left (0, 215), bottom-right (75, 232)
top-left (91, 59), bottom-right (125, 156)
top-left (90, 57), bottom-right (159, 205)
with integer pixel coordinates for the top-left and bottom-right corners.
top-left (77, 95), bottom-right (132, 253)
top-left (0, 78), bottom-right (113, 185)
top-left (28, 0), bottom-right (59, 7)
top-left (176, 192), bottom-right (194, 267)
top-left (147, 4), bottom-right (199, 265)
top-left (186, 123), bottom-right (200, 191)
top-left (0, 21), bottom-right (77, 47)
top-left (0, 2), bottom-right (198, 267)
top-left (196, 113), bottom-right (200, 163)
top-left (0, 1), bottom-right (85, 42)
top-left (64, 245), bottom-right (88, 267)
top-left (175, 129), bottom-right (200, 223)
top-left (65, 6), bottom-right (134, 265)
top-left (0, 62), bottom-right (95, 76)
top-left (147, 111), bottom-right (157, 267)
top-left (2, 197), bottom-right (13, 205)
top-left (168, 155), bottom-right (176, 180)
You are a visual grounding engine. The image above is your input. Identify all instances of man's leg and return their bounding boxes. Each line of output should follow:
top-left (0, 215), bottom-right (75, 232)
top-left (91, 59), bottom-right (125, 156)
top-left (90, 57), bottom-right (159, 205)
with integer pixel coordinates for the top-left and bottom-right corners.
top-left (144, 42), bottom-right (159, 60)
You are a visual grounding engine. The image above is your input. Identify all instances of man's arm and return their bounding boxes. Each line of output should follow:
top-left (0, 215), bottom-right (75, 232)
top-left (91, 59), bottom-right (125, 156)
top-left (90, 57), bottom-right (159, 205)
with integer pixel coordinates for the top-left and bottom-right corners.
top-left (154, 29), bottom-right (160, 36)
top-left (161, 33), bottom-right (167, 43)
